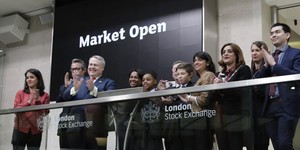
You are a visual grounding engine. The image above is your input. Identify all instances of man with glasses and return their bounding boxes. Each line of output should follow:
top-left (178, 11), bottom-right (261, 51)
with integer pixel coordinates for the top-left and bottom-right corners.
top-left (56, 58), bottom-right (86, 149)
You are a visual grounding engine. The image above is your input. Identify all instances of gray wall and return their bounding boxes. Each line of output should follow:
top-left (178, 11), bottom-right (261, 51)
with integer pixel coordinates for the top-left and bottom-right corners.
top-left (203, 0), bottom-right (218, 63)
top-left (0, 15), bottom-right (53, 149)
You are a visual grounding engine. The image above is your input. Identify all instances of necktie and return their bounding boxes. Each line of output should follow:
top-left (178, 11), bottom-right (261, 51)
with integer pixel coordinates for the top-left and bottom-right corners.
top-left (91, 77), bottom-right (96, 83)
top-left (269, 50), bottom-right (282, 97)
top-left (273, 49), bottom-right (281, 63)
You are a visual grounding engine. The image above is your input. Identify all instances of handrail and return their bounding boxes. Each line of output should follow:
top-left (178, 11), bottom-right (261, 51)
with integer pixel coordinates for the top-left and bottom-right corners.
top-left (1, 74), bottom-right (300, 115)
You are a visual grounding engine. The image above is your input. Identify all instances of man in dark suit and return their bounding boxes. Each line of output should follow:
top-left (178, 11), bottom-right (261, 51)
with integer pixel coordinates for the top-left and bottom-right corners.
top-left (56, 58), bottom-right (86, 149)
top-left (63, 55), bottom-right (116, 149)
top-left (259, 23), bottom-right (300, 150)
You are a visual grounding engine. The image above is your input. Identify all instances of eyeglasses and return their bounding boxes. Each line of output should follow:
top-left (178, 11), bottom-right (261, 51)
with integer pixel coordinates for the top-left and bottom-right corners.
top-left (70, 67), bottom-right (82, 71)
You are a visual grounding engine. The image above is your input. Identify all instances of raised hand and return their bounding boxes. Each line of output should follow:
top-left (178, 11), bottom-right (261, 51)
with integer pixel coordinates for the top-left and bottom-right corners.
top-left (64, 72), bottom-right (72, 87)
top-left (86, 77), bottom-right (95, 91)
top-left (72, 72), bottom-right (84, 91)
top-left (261, 46), bottom-right (275, 67)
top-left (28, 89), bottom-right (40, 104)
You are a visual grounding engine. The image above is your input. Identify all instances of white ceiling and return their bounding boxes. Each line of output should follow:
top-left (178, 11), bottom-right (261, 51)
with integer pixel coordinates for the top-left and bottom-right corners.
top-left (0, 0), bottom-right (299, 33)
top-left (0, 0), bottom-right (52, 18)
top-left (265, 0), bottom-right (300, 36)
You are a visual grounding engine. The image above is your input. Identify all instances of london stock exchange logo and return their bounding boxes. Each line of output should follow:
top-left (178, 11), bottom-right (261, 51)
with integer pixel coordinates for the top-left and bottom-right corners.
top-left (140, 101), bottom-right (160, 123)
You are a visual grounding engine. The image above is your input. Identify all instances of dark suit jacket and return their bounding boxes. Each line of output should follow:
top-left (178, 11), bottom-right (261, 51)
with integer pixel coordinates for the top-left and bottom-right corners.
top-left (217, 65), bottom-right (251, 115)
top-left (252, 70), bottom-right (266, 118)
top-left (257, 46), bottom-right (300, 116)
top-left (62, 76), bottom-right (116, 100)
top-left (56, 85), bottom-right (71, 135)
top-left (62, 76), bottom-right (116, 136)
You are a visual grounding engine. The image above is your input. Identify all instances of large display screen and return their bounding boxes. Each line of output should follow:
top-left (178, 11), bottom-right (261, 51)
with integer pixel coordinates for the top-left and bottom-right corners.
top-left (50, 0), bottom-right (203, 100)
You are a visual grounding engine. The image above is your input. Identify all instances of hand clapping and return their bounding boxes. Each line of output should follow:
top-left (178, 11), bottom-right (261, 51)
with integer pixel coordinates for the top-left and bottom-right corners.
top-left (86, 77), bottom-right (95, 91)
top-left (261, 46), bottom-right (276, 67)
top-left (72, 72), bottom-right (84, 91)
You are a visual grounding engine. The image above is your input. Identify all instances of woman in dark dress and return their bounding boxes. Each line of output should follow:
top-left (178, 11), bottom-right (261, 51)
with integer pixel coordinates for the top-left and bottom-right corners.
top-left (213, 43), bottom-right (252, 150)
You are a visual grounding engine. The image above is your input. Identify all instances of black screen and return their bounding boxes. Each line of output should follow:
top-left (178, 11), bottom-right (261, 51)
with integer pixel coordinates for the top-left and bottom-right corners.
top-left (50, 0), bottom-right (203, 100)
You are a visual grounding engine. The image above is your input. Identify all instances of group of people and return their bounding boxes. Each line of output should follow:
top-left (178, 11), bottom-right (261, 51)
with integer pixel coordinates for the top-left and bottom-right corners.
top-left (11, 22), bottom-right (300, 150)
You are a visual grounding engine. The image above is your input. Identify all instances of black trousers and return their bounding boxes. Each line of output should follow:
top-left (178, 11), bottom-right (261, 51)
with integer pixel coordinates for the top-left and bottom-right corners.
top-left (11, 129), bottom-right (42, 150)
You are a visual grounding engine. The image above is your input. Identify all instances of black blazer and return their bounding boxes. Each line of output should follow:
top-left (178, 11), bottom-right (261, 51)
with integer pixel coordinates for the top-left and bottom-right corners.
top-left (217, 65), bottom-right (251, 115)
top-left (256, 46), bottom-right (300, 116)
top-left (252, 69), bottom-right (266, 117)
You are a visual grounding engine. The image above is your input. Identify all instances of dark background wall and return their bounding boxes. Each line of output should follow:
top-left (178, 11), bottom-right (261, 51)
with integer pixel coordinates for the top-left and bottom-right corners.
top-left (50, 0), bottom-right (203, 100)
